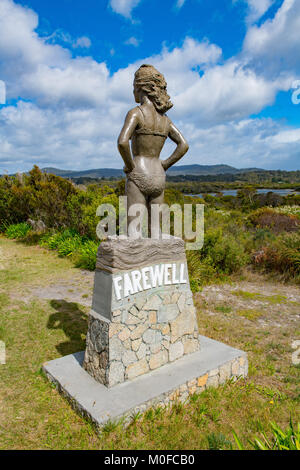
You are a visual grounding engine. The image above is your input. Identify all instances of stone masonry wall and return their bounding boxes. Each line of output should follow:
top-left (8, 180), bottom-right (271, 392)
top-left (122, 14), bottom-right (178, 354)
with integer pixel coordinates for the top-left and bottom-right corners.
top-left (119, 354), bottom-right (248, 426)
top-left (83, 287), bottom-right (200, 387)
top-left (48, 352), bottom-right (248, 430)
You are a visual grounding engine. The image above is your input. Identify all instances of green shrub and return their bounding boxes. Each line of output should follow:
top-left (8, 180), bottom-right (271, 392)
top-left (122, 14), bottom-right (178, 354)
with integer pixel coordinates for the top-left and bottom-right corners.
top-left (57, 235), bottom-right (83, 257)
top-left (0, 167), bottom-right (79, 230)
top-left (27, 166), bottom-right (78, 228)
top-left (248, 208), bottom-right (299, 233)
top-left (0, 178), bottom-right (34, 229)
top-left (187, 255), bottom-right (218, 289)
top-left (272, 205), bottom-right (300, 219)
top-left (80, 189), bottom-right (119, 240)
top-left (185, 210), bottom-right (250, 286)
top-left (207, 432), bottom-right (233, 450)
top-left (233, 419), bottom-right (300, 450)
top-left (74, 240), bottom-right (98, 270)
top-left (39, 228), bottom-right (98, 270)
top-left (201, 227), bottom-right (249, 275)
top-left (5, 223), bottom-right (32, 239)
top-left (40, 229), bottom-right (79, 250)
top-left (252, 232), bottom-right (300, 279)
top-left (253, 228), bottom-right (276, 244)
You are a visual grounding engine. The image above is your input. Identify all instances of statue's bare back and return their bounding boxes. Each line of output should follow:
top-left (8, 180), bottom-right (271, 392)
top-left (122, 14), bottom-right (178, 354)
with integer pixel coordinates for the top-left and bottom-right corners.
top-left (118, 64), bottom-right (189, 236)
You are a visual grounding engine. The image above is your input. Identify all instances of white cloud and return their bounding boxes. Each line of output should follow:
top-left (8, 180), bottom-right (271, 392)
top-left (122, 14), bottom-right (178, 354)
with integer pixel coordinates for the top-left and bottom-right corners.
top-left (124, 36), bottom-right (140, 47)
top-left (177, 117), bottom-right (300, 170)
top-left (0, 1), bottom-right (108, 107)
top-left (152, 38), bottom-right (222, 72)
top-left (148, 38), bottom-right (222, 95)
top-left (109, 0), bottom-right (141, 19)
top-left (1, 102), bottom-right (299, 173)
top-left (271, 128), bottom-right (300, 144)
top-left (0, 101), bottom-right (123, 173)
top-left (243, 0), bottom-right (300, 74)
top-left (142, 38), bottom-right (290, 125)
top-left (171, 61), bottom-right (291, 124)
top-left (72, 36), bottom-right (92, 49)
top-left (45, 30), bottom-right (92, 49)
top-left (0, 0), bottom-right (69, 99)
top-left (175, 0), bottom-right (186, 9)
top-left (0, 0), bottom-right (299, 173)
top-left (241, 0), bottom-right (275, 24)
top-left (21, 58), bottom-right (111, 108)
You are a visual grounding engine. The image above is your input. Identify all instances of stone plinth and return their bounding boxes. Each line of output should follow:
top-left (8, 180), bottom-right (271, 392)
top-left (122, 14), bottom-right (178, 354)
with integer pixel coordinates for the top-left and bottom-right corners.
top-left (83, 236), bottom-right (200, 387)
top-left (43, 336), bottom-right (248, 429)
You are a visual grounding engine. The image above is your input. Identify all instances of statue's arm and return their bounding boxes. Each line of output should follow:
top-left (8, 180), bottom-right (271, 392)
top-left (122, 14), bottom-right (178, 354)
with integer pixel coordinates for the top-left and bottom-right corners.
top-left (161, 120), bottom-right (189, 171)
top-left (118, 109), bottom-right (139, 172)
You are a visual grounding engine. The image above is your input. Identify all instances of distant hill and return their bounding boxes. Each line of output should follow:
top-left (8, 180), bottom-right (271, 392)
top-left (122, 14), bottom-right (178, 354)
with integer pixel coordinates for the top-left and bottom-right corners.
top-left (166, 164), bottom-right (262, 176)
top-left (42, 164), bottom-right (263, 179)
top-left (42, 167), bottom-right (124, 178)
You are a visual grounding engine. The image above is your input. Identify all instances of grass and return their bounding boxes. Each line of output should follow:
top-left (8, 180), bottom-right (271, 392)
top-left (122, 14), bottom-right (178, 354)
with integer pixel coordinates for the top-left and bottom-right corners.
top-left (232, 290), bottom-right (288, 304)
top-left (0, 236), bottom-right (299, 450)
top-left (2, 224), bottom-right (98, 271)
top-left (5, 222), bottom-right (32, 239)
top-left (233, 420), bottom-right (300, 450)
top-left (236, 309), bottom-right (264, 321)
top-left (214, 305), bottom-right (232, 314)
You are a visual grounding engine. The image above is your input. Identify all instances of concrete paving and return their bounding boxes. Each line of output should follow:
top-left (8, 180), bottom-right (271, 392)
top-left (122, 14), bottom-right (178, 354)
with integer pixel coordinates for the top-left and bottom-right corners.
top-left (43, 335), bottom-right (247, 428)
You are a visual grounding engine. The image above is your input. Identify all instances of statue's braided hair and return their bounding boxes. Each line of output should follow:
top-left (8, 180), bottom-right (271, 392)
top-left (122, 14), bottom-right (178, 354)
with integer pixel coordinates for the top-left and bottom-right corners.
top-left (134, 64), bottom-right (173, 114)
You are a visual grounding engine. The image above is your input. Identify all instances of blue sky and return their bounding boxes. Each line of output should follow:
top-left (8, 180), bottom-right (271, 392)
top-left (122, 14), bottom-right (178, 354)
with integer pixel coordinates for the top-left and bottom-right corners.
top-left (0, 0), bottom-right (299, 173)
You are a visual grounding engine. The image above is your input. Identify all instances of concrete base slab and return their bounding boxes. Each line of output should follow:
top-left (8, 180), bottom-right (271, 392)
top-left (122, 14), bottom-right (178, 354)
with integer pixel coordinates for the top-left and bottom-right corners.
top-left (43, 335), bottom-right (248, 429)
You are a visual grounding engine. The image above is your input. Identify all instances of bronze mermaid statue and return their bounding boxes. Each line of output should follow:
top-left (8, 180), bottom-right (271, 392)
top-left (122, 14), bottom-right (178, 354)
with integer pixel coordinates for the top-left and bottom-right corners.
top-left (118, 64), bottom-right (189, 237)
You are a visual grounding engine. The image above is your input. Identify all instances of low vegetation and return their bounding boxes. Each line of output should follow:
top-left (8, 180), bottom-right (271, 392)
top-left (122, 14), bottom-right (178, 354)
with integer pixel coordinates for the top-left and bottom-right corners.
top-left (233, 420), bottom-right (300, 450)
top-left (0, 166), bottom-right (299, 286)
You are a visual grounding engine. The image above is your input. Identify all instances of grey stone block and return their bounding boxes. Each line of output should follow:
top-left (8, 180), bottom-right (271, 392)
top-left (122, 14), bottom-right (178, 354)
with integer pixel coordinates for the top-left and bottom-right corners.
top-left (169, 341), bottom-right (184, 362)
top-left (142, 329), bottom-right (162, 344)
top-left (157, 304), bottom-right (179, 323)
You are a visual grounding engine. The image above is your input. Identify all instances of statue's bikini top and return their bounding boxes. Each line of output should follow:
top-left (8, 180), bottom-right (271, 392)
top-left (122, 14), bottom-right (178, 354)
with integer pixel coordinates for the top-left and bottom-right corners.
top-left (135, 106), bottom-right (169, 138)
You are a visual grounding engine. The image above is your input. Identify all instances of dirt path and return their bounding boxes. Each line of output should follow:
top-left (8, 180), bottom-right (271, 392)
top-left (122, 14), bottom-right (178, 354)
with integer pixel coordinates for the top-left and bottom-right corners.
top-left (28, 272), bottom-right (94, 307)
top-left (0, 237), bottom-right (94, 306)
top-left (196, 279), bottom-right (300, 329)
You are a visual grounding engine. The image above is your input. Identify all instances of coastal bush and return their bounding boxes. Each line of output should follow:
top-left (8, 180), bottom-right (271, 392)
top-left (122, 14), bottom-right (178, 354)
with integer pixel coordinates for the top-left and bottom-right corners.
top-left (1, 166), bottom-right (299, 281)
top-left (74, 240), bottom-right (98, 270)
top-left (201, 227), bottom-right (249, 274)
top-left (252, 232), bottom-right (300, 279)
top-left (39, 229), bottom-right (98, 270)
top-left (272, 205), bottom-right (300, 219)
top-left (0, 176), bottom-right (34, 228)
top-left (186, 225), bottom-right (249, 289)
top-left (0, 167), bottom-right (121, 240)
top-left (5, 222), bottom-right (32, 239)
top-left (80, 188), bottom-right (119, 239)
top-left (0, 166), bottom-right (77, 230)
top-left (187, 256), bottom-right (218, 291)
top-left (248, 208), bottom-right (299, 234)
top-left (39, 229), bottom-right (79, 250)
